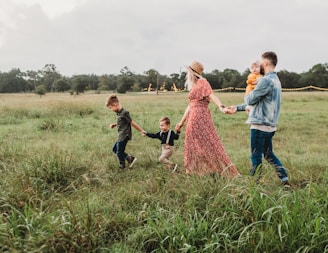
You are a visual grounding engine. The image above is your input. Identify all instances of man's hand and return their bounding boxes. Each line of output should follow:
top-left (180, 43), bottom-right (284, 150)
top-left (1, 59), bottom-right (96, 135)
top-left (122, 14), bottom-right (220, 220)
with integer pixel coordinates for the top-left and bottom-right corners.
top-left (223, 106), bottom-right (237, 114)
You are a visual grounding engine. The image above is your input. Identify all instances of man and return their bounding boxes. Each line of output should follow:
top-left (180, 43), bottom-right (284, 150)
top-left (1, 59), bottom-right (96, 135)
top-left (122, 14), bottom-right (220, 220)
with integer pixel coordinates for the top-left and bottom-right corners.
top-left (225, 51), bottom-right (291, 187)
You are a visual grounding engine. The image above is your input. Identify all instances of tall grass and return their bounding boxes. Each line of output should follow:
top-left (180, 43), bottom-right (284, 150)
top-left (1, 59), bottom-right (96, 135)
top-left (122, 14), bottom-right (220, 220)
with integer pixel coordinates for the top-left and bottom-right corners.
top-left (0, 92), bottom-right (327, 252)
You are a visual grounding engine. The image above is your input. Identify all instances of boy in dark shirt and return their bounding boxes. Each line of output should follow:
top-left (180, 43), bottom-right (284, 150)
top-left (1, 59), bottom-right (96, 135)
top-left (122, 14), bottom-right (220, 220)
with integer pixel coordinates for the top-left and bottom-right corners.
top-left (106, 95), bottom-right (144, 170)
top-left (142, 116), bottom-right (180, 172)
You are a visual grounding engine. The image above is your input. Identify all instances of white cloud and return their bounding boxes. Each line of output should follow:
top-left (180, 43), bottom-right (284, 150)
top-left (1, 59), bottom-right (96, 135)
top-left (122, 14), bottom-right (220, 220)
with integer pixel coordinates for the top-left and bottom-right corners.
top-left (10, 0), bottom-right (87, 18)
top-left (0, 0), bottom-right (327, 75)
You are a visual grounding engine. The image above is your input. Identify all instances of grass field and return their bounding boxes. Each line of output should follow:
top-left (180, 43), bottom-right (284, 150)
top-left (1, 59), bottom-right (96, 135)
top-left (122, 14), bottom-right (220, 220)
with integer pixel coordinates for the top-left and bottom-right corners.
top-left (0, 91), bottom-right (327, 252)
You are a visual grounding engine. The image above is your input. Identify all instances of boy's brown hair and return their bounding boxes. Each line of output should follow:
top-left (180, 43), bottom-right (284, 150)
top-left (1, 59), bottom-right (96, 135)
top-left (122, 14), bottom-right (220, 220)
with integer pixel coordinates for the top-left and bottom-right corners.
top-left (159, 116), bottom-right (170, 125)
top-left (106, 95), bottom-right (119, 106)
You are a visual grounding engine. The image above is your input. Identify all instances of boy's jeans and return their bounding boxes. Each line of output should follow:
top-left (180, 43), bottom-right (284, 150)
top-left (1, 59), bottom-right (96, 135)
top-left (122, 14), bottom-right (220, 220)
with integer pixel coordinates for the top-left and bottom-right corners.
top-left (112, 137), bottom-right (129, 164)
top-left (250, 129), bottom-right (288, 183)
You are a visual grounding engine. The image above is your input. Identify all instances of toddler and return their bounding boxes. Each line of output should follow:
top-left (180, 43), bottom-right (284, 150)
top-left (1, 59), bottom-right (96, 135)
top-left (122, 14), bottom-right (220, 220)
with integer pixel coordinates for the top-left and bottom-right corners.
top-left (143, 116), bottom-right (180, 172)
top-left (246, 60), bottom-right (262, 95)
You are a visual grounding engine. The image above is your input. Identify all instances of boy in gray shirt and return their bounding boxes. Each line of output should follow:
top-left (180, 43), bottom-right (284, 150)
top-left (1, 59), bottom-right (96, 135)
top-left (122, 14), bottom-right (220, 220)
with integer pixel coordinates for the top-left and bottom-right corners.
top-left (106, 95), bottom-right (144, 169)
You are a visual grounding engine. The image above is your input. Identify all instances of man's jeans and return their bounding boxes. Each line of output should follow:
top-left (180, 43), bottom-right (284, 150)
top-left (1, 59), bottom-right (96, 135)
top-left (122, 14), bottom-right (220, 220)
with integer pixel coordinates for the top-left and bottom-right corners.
top-left (250, 129), bottom-right (288, 183)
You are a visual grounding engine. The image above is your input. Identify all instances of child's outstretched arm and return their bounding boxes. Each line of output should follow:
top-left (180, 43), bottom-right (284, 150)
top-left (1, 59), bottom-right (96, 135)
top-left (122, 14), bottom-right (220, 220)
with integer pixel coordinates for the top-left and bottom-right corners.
top-left (131, 120), bottom-right (144, 133)
top-left (174, 130), bottom-right (180, 140)
top-left (144, 131), bottom-right (161, 139)
top-left (141, 130), bottom-right (147, 136)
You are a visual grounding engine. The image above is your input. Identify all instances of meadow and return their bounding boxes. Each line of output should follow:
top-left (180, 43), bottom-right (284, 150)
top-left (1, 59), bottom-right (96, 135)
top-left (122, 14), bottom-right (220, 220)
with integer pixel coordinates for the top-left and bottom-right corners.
top-left (0, 91), bottom-right (327, 252)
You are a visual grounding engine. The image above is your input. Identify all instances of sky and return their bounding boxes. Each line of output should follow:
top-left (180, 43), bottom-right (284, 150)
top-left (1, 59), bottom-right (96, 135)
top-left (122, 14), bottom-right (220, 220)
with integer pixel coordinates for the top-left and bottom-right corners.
top-left (0, 0), bottom-right (327, 76)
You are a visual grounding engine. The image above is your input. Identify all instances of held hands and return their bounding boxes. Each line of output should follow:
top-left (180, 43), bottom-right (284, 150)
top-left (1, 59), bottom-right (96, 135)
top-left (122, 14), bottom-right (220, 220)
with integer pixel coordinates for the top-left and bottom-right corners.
top-left (141, 130), bottom-right (147, 136)
top-left (175, 122), bottom-right (183, 132)
top-left (222, 106), bottom-right (237, 114)
top-left (219, 105), bottom-right (225, 113)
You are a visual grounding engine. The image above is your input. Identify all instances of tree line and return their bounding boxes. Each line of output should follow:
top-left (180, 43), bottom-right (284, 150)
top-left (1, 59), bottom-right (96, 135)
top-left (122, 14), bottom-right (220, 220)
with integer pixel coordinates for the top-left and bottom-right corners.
top-left (0, 63), bottom-right (327, 94)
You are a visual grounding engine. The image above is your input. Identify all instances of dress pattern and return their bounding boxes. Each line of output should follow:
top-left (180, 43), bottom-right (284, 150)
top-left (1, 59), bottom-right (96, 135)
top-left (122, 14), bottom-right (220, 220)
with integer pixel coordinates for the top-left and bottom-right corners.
top-left (184, 78), bottom-right (240, 177)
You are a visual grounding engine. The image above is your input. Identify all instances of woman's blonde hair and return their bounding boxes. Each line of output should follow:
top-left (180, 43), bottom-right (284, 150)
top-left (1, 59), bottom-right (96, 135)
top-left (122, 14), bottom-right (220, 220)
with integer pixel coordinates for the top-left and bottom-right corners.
top-left (185, 67), bottom-right (199, 91)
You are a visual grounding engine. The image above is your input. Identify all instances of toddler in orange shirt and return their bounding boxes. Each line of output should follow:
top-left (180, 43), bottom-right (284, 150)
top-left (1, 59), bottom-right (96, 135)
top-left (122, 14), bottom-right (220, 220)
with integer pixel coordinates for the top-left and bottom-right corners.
top-left (246, 60), bottom-right (262, 95)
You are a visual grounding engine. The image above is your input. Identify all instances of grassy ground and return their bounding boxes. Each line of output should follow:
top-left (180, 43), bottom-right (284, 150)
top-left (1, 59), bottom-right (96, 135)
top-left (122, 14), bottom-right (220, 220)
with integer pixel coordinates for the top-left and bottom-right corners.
top-left (0, 91), bottom-right (327, 252)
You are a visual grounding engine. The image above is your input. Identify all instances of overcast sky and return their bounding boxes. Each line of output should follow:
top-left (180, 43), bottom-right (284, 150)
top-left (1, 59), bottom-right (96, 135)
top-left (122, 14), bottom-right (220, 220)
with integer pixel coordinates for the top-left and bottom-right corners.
top-left (0, 0), bottom-right (327, 76)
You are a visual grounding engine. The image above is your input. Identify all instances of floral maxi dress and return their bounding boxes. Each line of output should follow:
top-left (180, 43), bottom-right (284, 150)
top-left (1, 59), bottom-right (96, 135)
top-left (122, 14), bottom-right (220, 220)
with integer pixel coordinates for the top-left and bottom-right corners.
top-left (184, 78), bottom-right (240, 177)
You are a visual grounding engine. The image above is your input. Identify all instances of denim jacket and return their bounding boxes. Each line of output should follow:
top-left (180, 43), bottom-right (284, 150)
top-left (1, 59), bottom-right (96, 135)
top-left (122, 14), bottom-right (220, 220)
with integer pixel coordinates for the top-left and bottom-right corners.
top-left (243, 71), bottom-right (282, 127)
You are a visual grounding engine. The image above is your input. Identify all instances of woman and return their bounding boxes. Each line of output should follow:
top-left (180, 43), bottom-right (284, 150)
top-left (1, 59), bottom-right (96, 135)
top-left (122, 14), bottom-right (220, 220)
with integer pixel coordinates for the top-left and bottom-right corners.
top-left (175, 61), bottom-right (240, 177)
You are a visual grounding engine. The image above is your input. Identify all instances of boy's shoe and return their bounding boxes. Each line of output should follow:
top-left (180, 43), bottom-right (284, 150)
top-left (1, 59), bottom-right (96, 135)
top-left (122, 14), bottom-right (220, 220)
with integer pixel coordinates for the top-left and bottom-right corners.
top-left (283, 181), bottom-right (294, 189)
top-left (172, 164), bottom-right (178, 173)
top-left (119, 161), bottom-right (125, 170)
top-left (128, 156), bottom-right (137, 168)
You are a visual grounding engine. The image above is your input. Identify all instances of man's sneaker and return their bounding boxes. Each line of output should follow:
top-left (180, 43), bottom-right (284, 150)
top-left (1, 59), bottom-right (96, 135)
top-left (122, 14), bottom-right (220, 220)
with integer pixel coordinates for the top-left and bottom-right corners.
top-left (128, 156), bottom-right (137, 168)
top-left (172, 164), bottom-right (178, 173)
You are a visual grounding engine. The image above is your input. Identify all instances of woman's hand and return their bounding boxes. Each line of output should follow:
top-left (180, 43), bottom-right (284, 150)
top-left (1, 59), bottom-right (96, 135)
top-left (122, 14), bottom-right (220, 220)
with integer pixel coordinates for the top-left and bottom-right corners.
top-left (223, 106), bottom-right (237, 114)
top-left (175, 122), bottom-right (183, 132)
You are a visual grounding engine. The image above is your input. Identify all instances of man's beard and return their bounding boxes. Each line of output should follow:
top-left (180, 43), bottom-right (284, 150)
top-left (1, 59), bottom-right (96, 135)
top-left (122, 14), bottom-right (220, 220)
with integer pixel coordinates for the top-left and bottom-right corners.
top-left (260, 66), bottom-right (265, 75)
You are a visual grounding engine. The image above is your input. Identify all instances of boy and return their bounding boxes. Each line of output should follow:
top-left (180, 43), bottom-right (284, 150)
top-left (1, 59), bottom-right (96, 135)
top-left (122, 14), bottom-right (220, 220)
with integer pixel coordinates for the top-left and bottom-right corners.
top-left (142, 116), bottom-right (180, 172)
top-left (106, 95), bottom-right (144, 170)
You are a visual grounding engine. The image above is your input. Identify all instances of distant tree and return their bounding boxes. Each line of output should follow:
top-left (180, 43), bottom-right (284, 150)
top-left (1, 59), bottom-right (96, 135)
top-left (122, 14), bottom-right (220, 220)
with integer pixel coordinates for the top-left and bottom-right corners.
top-left (220, 69), bottom-right (242, 88)
top-left (98, 75), bottom-right (111, 91)
top-left (131, 82), bottom-right (142, 92)
top-left (204, 69), bottom-right (223, 89)
top-left (117, 76), bottom-right (134, 93)
top-left (55, 78), bottom-right (71, 92)
top-left (238, 69), bottom-right (250, 89)
top-left (144, 69), bottom-right (159, 90)
top-left (168, 73), bottom-right (182, 90)
top-left (115, 67), bottom-right (136, 93)
top-left (179, 72), bottom-right (187, 90)
top-left (71, 75), bottom-right (90, 94)
top-left (25, 70), bottom-right (42, 90)
top-left (134, 74), bottom-right (148, 91)
top-left (35, 84), bottom-right (46, 97)
top-left (278, 70), bottom-right (301, 88)
top-left (41, 64), bottom-right (61, 92)
top-left (87, 74), bottom-right (99, 90)
top-left (3, 62), bottom-right (328, 94)
top-left (0, 69), bottom-right (28, 93)
top-left (161, 75), bottom-right (174, 91)
top-left (299, 63), bottom-right (328, 88)
top-left (120, 66), bottom-right (134, 76)
top-left (108, 74), bottom-right (119, 91)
